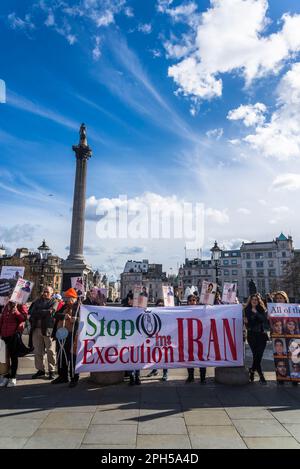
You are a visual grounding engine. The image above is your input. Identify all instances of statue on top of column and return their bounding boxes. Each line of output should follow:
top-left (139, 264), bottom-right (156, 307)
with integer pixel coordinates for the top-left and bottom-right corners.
top-left (79, 123), bottom-right (88, 146)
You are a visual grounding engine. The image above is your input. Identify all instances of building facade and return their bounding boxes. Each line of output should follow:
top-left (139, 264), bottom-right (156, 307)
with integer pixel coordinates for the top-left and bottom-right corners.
top-left (120, 260), bottom-right (168, 302)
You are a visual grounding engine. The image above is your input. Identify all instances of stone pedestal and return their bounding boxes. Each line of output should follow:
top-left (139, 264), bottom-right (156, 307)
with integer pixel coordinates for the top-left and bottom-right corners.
top-left (89, 371), bottom-right (125, 386)
top-left (215, 366), bottom-right (249, 385)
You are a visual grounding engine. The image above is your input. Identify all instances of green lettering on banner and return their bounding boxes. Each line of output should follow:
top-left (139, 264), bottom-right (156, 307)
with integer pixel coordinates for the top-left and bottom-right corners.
top-left (122, 320), bottom-right (135, 339)
top-left (86, 312), bottom-right (97, 337)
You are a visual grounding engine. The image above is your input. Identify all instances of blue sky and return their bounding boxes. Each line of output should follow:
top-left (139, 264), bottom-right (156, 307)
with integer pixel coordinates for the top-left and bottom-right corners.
top-left (1, 0), bottom-right (300, 277)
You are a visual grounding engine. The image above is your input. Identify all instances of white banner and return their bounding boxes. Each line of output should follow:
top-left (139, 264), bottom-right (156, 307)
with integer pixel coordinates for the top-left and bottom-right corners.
top-left (75, 304), bottom-right (244, 373)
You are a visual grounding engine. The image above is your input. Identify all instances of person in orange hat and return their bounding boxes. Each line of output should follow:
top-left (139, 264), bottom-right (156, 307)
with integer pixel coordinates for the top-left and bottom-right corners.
top-left (51, 288), bottom-right (80, 387)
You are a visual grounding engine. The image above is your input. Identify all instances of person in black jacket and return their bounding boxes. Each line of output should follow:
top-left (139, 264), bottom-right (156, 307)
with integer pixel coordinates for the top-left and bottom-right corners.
top-left (244, 294), bottom-right (268, 384)
top-left (51, 288), bottom-right (80, 387)
top-left (29, 286), bottom-right (57, 380)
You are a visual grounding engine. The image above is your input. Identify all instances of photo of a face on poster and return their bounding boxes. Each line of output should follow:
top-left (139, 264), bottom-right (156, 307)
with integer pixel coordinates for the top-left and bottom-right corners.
top-left (270, 318), bottom-right (284, 335)
top-left (71, 277), bottom-right (85, 297)
top-left (284, 318), bottom-right (300, 335)
top-left (10, 278), bottom-right (34, 304)
top-left (272, 338), bottom-right (287, 357)
top-left (200, 281), bottom-right (217, 306)
top-left (162, 286), bottom-right (175, 307)
top-left (222, 283), bottom-right (237, 304)
top-left (133, 285), bottom-right (148, 308)
top-left (275, 358), bottom-right (290, 380)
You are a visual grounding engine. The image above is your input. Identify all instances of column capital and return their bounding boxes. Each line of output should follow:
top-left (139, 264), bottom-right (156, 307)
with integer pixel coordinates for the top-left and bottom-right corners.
top-left (72, 144), bottom-right (92, 160)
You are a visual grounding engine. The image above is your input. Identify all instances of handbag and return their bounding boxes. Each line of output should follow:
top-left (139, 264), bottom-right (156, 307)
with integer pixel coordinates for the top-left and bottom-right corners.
top-left (13, 332), bottom-right (31, 357)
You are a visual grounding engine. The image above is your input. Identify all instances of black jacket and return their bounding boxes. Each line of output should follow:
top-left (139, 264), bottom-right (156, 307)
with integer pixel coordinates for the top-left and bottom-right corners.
top-left (29, 298), bottom-right (57, 336)
top-left (245, 305), bottom-right (267, 334)
top-left (52, 302), bottom-right (79, 338)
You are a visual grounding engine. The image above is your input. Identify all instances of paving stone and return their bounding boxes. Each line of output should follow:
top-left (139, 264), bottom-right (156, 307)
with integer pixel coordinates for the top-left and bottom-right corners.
top-left (244, 437), bottom-right (300, 449)
top-left (232, 419), bottom-right (290, 437)
top-left (188, 425), bottom-right (246, 449)
top-left (0, 408), bottom-right (51, 419)
top-left (0, 417), bottom-right (43, 437)
top-left (282, 424), bottom-right (300, 442)
top-left (91, 409), bottom-right (139, 425)
top-left (40, 412), bottom-right (93, 429)
top-left (24, 429), bottom-right (86, 449)
top-left (138, 416), bottom-right (187, 435)
top-left (0, 437), bottom-right (28, 449)
top-left (271, 410), bottom-right (300, 424)
top-left (139, 408), bottom-right (184, 419)
top-left (80, 444), bottom-right (135, 449)
top-left (225, 407), bottom-right (274, 420)
top-left (184, 409), bottom-right (232, 426)
top-left (83, 424), bottom-right (137, 445)
top-left (137, 435), bottom-right (191, 449)
top-left (51, 406), bottom-right (97, 413)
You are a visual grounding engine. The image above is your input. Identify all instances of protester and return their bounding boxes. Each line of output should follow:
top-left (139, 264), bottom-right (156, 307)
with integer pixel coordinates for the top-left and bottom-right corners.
top-left (0, 301), bottom-right (28, 387)
top-left (186, 295), bottom-right (207, 384)
top-left (51, 288), bottom-right (80, 387)
top-left (244, 294), bottom-right (268, 384)
top-left (273, 291), bottom-right (289, 303)
top-left (147, 299), bottom-right (168, 381)
top-left (29, 286), bottom-right (58, 380)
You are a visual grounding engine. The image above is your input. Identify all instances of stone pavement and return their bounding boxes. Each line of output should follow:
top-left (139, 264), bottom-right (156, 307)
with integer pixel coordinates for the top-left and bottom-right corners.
top-left (0, 346), bottom-right (300, 449)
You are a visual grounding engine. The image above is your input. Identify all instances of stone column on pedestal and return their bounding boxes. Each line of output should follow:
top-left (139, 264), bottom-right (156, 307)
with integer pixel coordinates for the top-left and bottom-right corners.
top-left (62, 124), bottom-right (92, 290)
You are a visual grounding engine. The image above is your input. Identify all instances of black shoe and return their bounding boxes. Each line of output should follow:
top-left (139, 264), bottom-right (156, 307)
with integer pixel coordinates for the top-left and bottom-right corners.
top-left (200, 378), bottom-right (206, 384)
top-left (69, 380), bottom-right (78, 388)
top-left (48, 372), bottom-right (56, 380)
top-left (292, 382), bottom-right (298, 386)
top-left (32, 370), bottom-right (45, 379)
top-left (259, 374), bottom-right (267, 385)
top-left (277, 380), bottom-right (284, 385)
top-left (185, 376), bottom-right (194, 383)
top-left (147, 370), bottom-right (158, 377)
top-left (51, 376), bottom-right (69, 384)
top-left (135, 377), bottom-right (141, 385)
top-left (249, 368), bottom-right (255, 382)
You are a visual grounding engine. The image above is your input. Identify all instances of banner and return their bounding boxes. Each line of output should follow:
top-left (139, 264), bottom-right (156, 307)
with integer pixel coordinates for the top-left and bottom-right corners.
top-left (268, 303), bottom-right (300, 383)
top-left (0, 266), bottom-right (25, 280)
top-left (133, 285), bottom-right (149, 308)
top-left (222, 283), bottom-right (237, 304)
top-left (71, 277), bottom-right (85, 296)
top-left (10, 278), bottom-right (34, 304)
top-left (75, 304), bottom-right (244, 373)
top-left (162, 286), bottom-right (175, 307)
top-left (200, 281), bottom-right (217, 305)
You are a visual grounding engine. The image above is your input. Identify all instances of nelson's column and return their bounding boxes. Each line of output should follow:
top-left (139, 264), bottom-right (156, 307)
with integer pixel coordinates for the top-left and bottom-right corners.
top-left (62, 123), bottom-right (92, 290)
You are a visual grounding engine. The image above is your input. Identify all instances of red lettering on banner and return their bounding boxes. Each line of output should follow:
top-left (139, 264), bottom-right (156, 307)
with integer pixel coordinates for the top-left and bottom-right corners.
top-left (105, 347), bottom-right (118, 364)
top-left (222, 318), bottom-right (237, 360)
top-left (177, 319), bottom-right (185, 362)
top-left (95, 346), bottom-right (105, 364)
top-left (187, 318), bottom-right (203, 361)
top-left (119, 347), bottom-right (129, 364)
top-left (207, 319), bottom-right (221, 360)
top-left (82, 339), bottom-right (95, 364)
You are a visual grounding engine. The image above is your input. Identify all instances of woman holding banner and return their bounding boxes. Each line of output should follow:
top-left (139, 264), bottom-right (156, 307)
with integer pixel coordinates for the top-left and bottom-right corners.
top-left (244, 294), bottom-right (268, 384)
top-left (0, 301), bottom-right (28, 387)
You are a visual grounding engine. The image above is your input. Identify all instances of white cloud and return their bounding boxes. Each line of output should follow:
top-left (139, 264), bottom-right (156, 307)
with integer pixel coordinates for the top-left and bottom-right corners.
top-left (163, 0), bottom-right (300, 101)
top-left (243, 62), bottom-right (300, 159)
top-left (205, 208), bottom-right (229, 224)
top-left (92, 36), bottom-right (101, 60)
top-left (237, 208), bottom-right (251, 215)
top-left (8, 13), bottom-right (35, 30)
top-left (138, 23), bottom-right (152, 34)
top-left (124, 6), bottom-right (134, 17)
top-left (206, 128), bottom-right (223, 140)
top-left (227, 103), bottom-right (266, 127)
top-left (272, 173), bottom-right (300, 191)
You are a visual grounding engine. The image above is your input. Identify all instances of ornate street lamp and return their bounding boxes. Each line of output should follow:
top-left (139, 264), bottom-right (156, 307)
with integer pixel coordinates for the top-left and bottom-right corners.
top-left (38, 240), bottom-right (51, 293)
top-left (210, 241), bottom-right (221, 287)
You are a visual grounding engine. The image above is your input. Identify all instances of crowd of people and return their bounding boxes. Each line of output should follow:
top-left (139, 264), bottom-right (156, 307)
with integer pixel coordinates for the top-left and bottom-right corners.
top-left (0, 286), bottom-right (296, 388)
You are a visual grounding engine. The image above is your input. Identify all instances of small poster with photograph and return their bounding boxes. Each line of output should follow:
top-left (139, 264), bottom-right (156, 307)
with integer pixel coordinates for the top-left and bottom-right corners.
top-left (133, 285), bottom-right (149, 308)
top-left (10, 278), bottom-right (34, 304)
top-left (162, 286), bottom-right (175, 307)
top-left (90, 287), bottom-right (107, 305)
top-left (222, 282), bottom-right (237, 304)
top-left (272, 338), bottom-right (287, 357)
top-left (71, 277), bottom-right (85, 297)
top-left (274, 358), bottom-right (290, 381)
top-left (200, 281), bottom-right (217, 306)
top-left (0, 266), bottom-right (25, 280)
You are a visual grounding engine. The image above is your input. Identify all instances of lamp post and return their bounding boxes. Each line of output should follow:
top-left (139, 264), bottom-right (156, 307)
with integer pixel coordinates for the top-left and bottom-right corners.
top-left (38, 240), bottom-right (50, 294)
top-left (210, 241), bottom-right (221, 289)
